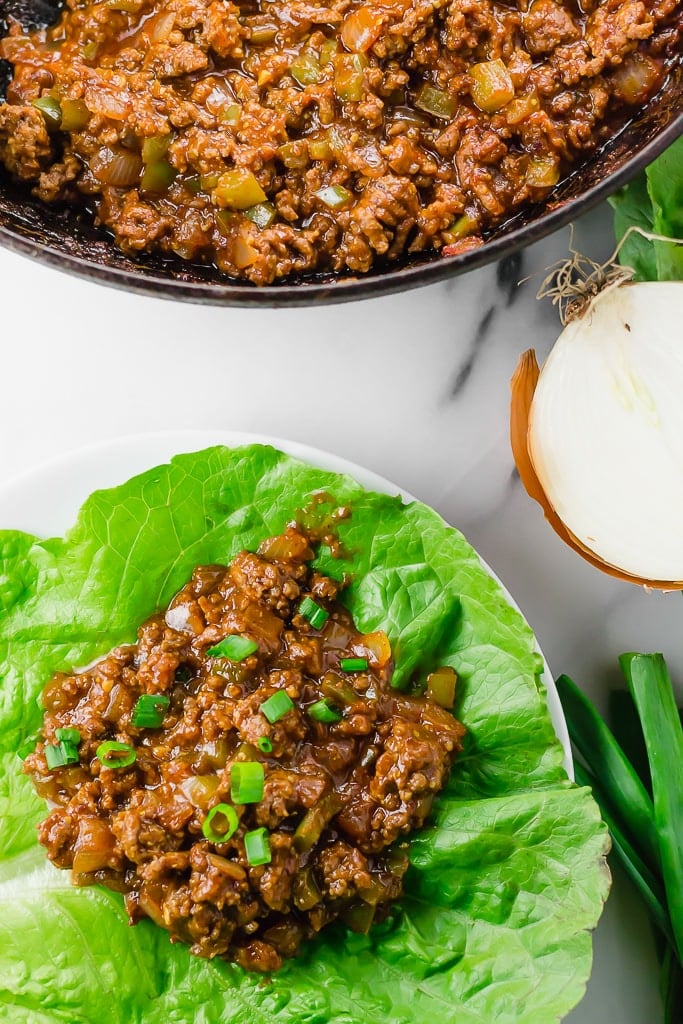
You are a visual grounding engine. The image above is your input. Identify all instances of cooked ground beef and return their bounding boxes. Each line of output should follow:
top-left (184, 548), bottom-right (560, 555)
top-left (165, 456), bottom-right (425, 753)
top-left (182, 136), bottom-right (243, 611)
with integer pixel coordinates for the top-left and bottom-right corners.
top-left (24, 523), bottom-right (465, 971)
top-left (0, 0), bottom-right (678, 283)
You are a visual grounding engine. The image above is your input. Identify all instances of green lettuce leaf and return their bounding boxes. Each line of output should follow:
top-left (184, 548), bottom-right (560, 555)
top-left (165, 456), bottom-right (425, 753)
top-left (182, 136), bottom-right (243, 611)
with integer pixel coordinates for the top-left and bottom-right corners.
top-left (0, 444), bottom-right (609, 1023)
top-left (609, 136), bottom-right (683, 281)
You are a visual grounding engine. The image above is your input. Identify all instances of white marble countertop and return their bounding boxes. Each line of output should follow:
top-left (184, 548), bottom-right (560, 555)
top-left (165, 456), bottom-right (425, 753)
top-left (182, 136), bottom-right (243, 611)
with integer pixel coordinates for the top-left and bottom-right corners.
top-left (1, 204), bottom-right (676, 1022)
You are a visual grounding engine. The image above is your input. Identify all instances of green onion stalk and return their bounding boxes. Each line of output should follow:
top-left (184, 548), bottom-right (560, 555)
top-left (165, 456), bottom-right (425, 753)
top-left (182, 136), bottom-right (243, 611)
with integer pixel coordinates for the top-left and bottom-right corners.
top-left (557, 654), bottom-right (683, 1022)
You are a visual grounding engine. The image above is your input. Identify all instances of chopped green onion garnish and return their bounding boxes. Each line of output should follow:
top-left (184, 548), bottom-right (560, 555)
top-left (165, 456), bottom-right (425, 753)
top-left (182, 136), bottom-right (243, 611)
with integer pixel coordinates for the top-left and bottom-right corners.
top-left (244, 827), bottom-right (271, 866)
top-left (231, 761), bottom-right (265, 803)
top-left (96, 741), bottom-right (136, 769)
top-left (257, 736), bottom-right (273, 753)
top-left (307, 698), bottom-right (342, 723)
top-left (131, 694), bottom-right (170, 729)
top-left (202, 803), bottom-right (239, 844)
top-left (45, 741), bottom-right (80, 770)
top-left (260, 690), bottom-right (294, 723)
top-left (32, 95), bottom-right (62, 129)
top-left (298, 596), bottom-right (329, 629)
top-left (339, 657), bottom-right (368, 672)
top-left (55, 727), bottom-right (81, 745)
top-left (207, 635), bottom-right (259, 661)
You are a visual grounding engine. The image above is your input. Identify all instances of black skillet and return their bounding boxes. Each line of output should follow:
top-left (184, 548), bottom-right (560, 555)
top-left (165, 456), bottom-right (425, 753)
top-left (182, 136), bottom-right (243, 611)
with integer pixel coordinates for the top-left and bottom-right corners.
top-left (0, 0), bottom-right (681, 307)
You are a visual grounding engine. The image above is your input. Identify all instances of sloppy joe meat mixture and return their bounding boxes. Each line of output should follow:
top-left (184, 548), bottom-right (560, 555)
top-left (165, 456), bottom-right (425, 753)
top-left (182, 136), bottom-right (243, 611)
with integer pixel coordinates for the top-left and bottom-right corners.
top-left (0, 0), bottom-right (679, 283)
top-left (24, 523), bottom-right (465, 972)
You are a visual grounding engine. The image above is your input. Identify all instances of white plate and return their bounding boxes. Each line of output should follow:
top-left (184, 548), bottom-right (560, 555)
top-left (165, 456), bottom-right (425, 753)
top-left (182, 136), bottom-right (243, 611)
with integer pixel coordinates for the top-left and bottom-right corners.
top-left (0, 429), bottom-right (571, 772)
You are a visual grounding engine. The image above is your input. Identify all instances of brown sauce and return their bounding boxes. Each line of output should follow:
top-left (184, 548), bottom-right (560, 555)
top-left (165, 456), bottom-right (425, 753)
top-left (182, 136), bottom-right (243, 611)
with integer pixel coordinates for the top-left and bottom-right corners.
top-left (24, 523), bottom-right (465, 972)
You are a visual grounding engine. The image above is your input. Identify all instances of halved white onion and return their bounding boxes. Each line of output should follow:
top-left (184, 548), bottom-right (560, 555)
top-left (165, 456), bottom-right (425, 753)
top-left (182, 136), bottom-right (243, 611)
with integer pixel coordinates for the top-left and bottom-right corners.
top-left (511, 280), bottom-right (683, 589)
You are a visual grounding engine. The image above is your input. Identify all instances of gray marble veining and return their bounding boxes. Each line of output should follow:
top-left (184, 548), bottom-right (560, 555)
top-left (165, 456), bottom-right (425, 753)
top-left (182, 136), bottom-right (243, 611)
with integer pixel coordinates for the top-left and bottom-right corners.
top-left (0, 199), bottom-right (672, 1023)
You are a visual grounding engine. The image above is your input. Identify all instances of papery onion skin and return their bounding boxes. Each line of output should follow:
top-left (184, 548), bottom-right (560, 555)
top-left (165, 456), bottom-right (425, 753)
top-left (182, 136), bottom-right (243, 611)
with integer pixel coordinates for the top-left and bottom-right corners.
top-left (510, 282), bottom-right (683, 591)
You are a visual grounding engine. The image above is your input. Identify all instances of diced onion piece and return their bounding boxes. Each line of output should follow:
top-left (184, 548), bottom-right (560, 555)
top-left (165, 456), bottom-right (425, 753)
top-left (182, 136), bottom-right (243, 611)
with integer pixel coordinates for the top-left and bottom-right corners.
top-left (414, 83), bottom-right (457, 120)
top-left (221, 103), bottom-right (242, 126)
top-left (84, 88), bottom-right (131, 120)
top-left (315, 184), bottom-right (353, 209)
top-left (426, 666), bottom-right (457, 708)
top-left (511, 281), bottom-right (683, 587)
top-left (148, 10), bottom-right (176, 41)
top-left (611, 53), bottom-right (662, 105)
top-left (180, 774), bottom-right (221, 809)
top-left (244, 201), bottom-right (277, 229)
top-left (526, 156), bottom-right (560, 188)
top-left (358, 630), bottom-right (392, 668)
top-left (470, 59), bottom-right (515, 113)
top-left (206, 852), bottom-right (246, 880)
top-left (504, 91), bottom-right (539, 125)
top-left (233, 231), bottom-right (260, 269)
top-left (59, 98), bottom-right (90, 132)
top-left (257, 531), bottom-right (315, 561)
top-left (340, 5), bottom-right (384, 52)
top-left (212, 169), bottom-right (266, 210)
top-left (290, 51), bottom-right (322, 87)
top-left (333, 53), bottom-right (368, 102)
top-left (90, 146), bottom-right (142, 186)
top-left (73, 818), bottom-right (118, 873)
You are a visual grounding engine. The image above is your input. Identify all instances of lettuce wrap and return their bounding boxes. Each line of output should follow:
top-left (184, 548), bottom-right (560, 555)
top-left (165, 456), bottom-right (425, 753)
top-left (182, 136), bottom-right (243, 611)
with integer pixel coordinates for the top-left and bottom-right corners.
top-left (0, 444), bottom-right (610, 1023)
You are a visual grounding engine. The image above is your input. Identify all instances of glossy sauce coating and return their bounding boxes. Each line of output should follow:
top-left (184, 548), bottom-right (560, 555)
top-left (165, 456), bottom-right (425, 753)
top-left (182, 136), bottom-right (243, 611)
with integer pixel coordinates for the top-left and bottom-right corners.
top-left (0, 0), bottom-right (678, 282)
top-left (25, 524), bottom-right (465, 971)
